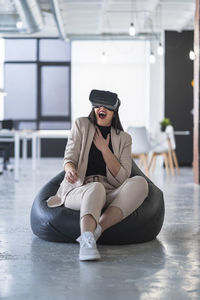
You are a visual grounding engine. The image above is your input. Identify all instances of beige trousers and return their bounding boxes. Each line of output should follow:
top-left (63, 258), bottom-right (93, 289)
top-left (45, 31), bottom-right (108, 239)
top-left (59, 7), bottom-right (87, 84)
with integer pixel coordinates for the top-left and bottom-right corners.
top-left (64, 175), bottom-right (149, 224)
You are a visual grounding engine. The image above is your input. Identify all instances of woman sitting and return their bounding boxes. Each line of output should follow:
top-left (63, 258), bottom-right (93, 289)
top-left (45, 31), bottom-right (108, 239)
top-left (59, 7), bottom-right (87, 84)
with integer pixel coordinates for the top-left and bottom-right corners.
top-left (47, 89), bottom-right (149, 261)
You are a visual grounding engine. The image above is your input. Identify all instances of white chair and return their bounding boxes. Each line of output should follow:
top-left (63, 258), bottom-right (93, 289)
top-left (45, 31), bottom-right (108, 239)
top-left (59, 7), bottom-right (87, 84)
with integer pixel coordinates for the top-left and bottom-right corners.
top-left (127, 126), bottom-right (152, 176)
top-left (148, 125), bottom-right (180, 175)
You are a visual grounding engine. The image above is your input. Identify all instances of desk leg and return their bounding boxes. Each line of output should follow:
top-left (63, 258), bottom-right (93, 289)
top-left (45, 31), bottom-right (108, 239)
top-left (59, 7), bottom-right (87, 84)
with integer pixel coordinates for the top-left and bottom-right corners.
top-left (37, 137), bottom-right (41, 160)
top-left (23, 137), bottom-right (27, 161)
top-left (32, 134), bottom-right (37, 170)
top-left (14, 132), bottom-right (19, 181)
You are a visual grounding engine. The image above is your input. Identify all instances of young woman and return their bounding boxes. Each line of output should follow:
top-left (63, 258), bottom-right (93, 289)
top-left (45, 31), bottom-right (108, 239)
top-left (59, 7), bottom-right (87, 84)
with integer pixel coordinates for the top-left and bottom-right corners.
top-left (47, 89), bottom-right (149, 261)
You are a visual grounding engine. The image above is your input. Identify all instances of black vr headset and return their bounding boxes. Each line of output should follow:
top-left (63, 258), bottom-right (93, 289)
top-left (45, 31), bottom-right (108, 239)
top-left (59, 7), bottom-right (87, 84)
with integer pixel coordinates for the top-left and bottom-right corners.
top-left (89, 89), bottom-right (121, 111)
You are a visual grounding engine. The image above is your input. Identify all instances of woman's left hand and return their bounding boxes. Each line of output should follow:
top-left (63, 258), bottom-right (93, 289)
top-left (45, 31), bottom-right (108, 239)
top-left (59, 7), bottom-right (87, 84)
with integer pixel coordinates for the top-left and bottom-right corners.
top-left (93, 127), bottom-right (110, 153)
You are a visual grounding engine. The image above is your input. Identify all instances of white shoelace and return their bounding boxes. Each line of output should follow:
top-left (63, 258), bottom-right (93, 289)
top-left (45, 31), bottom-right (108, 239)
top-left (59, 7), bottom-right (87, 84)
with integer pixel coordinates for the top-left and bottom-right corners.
top-left (81, 236), bottom-right (95, 248)
top-left (77, 233), bottom-right (96, 248)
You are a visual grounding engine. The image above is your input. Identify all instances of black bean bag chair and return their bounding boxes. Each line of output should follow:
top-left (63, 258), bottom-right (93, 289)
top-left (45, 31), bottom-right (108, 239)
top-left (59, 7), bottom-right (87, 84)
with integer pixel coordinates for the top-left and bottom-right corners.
top-left (30, 161), bottom-right (165, 245)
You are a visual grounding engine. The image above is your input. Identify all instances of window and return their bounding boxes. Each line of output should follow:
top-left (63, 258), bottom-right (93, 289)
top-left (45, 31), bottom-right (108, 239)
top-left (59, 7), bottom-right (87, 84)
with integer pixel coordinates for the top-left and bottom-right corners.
top-left (4, 63), bottom-right (37, 119)
top-left (39, 39), bottom-right (70, 62)
top-left (4, 38), bottom-right (71, 130)
top-left (41, 66), bottom-right (70, 117)
top-left (5, 39), bottom-right (37, 61)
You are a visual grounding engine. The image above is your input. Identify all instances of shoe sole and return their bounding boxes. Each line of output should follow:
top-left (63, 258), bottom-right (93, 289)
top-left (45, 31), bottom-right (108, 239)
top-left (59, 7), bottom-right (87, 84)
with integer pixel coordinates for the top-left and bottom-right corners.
top-left (79, 254), bottom-right (101, 261)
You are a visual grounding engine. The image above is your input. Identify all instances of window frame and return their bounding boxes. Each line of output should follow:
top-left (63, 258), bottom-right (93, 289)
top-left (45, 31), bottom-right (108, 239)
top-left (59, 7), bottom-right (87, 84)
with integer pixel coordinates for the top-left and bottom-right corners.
top-left (4, 37), bottom-right (71, 130)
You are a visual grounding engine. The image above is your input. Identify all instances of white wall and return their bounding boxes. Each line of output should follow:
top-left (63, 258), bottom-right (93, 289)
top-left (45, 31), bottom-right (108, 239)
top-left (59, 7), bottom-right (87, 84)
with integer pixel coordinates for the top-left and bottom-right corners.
top-left (148, 36), bottom-right (165, 134)
top-left (71, 40), bottom-right (148, 130)
top-left (71, 40), bottom-right (164, 134)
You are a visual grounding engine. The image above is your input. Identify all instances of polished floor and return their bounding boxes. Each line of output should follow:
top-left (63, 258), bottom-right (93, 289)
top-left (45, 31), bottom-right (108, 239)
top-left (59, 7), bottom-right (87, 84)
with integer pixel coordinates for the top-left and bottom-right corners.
top-left (0, 158), bottom-right (199, 300)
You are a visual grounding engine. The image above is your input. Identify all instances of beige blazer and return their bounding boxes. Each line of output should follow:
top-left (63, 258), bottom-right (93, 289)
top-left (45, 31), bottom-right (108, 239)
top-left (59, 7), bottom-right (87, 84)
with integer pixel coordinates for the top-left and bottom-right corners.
top-left (47, 117), bottom-right (132, 208)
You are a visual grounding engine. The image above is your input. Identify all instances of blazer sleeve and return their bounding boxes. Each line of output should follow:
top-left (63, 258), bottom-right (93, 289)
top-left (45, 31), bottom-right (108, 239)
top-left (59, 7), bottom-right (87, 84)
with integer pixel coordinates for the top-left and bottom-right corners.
top-left (107, 133), bottom-right (132, 187)
top-left (63, 118), bottom-right (82, 169)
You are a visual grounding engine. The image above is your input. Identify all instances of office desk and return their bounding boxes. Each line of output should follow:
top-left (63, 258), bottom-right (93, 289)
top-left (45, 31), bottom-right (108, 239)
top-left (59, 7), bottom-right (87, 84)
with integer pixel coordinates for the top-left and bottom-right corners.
top-left (0, 130), bottom-right (70, 181)
top-left (31, 130), bottom-right (70, 170)
top-left (174, 130), bottom-right (190, 136)
top-left (0, 130), bottom-right (33, 181)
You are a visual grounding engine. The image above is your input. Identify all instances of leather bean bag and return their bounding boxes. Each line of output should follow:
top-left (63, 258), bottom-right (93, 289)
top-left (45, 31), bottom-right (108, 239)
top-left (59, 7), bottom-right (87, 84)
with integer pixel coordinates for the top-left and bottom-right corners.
top-left (30, 161), bottom-right (165, 245)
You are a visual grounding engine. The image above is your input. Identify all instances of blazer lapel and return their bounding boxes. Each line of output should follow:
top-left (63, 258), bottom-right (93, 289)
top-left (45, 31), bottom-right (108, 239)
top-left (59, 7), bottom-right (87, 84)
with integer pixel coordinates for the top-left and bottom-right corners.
top-left (78, 121), bottom-right (96, 181)
top-left (84, 123), bottom-right (96, 160)
top-left (111, 127), bottom-right (120, 158)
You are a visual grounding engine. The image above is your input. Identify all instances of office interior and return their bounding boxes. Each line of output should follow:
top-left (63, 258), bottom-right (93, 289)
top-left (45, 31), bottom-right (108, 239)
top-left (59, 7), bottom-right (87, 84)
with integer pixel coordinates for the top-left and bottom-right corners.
top-left (0, 1), bottom-right (199, 299)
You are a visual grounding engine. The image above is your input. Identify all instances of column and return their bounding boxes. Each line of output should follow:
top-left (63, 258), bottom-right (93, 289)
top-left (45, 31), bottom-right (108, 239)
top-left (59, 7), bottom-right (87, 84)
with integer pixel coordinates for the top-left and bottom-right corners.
top-left (194, 0), bottom-right (200, 184)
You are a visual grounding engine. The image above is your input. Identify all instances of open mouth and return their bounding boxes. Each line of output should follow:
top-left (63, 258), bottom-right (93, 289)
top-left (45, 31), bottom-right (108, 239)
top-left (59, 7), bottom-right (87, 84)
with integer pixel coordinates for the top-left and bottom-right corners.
top-left (98, 111), bottom-right (107, 119)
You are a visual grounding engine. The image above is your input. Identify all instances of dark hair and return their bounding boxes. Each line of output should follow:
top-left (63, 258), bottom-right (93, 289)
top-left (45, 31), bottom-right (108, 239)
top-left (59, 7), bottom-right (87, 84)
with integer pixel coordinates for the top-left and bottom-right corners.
top-left (88, 108), bottom-right (124, 134)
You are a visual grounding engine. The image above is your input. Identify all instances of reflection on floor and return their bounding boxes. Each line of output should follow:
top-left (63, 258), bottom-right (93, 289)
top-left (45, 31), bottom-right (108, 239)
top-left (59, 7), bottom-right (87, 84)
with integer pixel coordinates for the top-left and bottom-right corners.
top-left (0, 159), bottom-right (199, 300)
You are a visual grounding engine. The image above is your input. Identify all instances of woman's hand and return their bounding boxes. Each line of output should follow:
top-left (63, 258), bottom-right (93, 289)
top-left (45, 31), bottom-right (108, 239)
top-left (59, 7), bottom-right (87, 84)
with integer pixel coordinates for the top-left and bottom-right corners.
top-left (64, 163), bottom-right (79, 184)
top-left (65, 169), bottom-right (79, 184)
top-left (93, 127), bottom-right (110, 153)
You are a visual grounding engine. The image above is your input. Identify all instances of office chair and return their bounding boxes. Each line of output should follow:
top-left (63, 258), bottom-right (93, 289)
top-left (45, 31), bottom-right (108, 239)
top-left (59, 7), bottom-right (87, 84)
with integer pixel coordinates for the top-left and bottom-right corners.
top-left (127, 126), bottom-right (152, 176)
top-left (0, 119), bottom-right (14, 171)
top-left (148, 125), bottom-right (180, 175)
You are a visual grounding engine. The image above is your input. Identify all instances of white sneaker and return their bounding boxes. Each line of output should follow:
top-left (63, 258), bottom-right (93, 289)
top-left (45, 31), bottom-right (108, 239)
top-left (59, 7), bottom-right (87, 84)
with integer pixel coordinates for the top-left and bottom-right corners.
top-left (94, 224), bottom-right (102, 241)
top-left (76, 231), bottom-right (101, 261)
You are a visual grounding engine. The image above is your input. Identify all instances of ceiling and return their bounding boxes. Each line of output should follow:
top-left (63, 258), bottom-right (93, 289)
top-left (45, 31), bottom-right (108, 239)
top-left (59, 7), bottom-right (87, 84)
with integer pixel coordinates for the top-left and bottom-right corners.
top-left (0, 0), bottom-right (195, 40)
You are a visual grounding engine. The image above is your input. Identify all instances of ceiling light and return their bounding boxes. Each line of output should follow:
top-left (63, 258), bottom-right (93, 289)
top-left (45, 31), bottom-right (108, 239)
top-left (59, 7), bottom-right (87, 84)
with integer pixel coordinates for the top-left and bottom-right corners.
top-left (16, 21), bottom-right (23, 29)
top-left (149, 52), bottom-right (155, 64)
top-left (129, 23), bottom-right (136, 36)
top-left (157, 42), bottom-right (164, 56)
top-left (189, 50), bottom-right (195, 60)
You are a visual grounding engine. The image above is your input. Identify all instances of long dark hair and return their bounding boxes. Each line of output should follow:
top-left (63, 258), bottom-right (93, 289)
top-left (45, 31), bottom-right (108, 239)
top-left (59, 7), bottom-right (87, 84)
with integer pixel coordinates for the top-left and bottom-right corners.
top-left (88, 108), bottom-right (124, 134)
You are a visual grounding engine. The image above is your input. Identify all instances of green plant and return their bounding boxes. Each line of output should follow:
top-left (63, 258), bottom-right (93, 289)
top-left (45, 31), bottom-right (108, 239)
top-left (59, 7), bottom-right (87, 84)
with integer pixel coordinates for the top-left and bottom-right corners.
top-left (159, 118), bottom-right (171, 131)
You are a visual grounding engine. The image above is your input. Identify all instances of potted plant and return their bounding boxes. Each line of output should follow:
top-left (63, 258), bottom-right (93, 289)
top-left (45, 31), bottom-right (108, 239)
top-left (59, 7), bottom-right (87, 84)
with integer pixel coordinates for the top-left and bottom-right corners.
top-left (159, 118), bottom-right (171, 131)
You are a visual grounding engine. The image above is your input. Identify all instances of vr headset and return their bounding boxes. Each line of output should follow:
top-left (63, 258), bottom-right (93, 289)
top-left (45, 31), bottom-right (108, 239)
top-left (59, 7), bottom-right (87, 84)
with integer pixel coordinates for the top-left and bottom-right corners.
top-left (89, 89), bottom-right (121, 111)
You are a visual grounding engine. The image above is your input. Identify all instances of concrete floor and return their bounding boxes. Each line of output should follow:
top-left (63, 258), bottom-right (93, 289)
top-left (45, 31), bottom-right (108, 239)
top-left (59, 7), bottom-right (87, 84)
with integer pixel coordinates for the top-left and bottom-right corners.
top-left (0, 158), bottom-right (199, 300)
